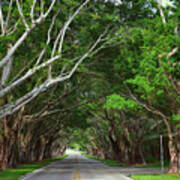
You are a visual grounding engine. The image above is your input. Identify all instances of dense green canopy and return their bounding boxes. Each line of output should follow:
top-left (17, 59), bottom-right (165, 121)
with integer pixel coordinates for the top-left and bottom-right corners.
top-left (0, 0), bottom-right (179, 174)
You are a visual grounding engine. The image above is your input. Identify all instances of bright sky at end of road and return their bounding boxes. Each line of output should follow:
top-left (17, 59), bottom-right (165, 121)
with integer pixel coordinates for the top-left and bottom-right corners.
top-left (65, 149), bottom-right (79, 155)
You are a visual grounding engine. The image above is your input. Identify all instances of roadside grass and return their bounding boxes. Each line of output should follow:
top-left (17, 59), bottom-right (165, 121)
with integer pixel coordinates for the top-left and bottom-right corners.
top-left (0, 154), bottom-right (67, 180)
top-left (131, 174), bottom-right (180, 180)
top-left (82, 153), bottom-right (126, 167)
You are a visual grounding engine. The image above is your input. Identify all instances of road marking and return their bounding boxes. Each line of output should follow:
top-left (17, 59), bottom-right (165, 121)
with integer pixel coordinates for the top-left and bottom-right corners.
top-left (73, 156), bottom-right (81, 180)
top-left (73, 170), bottom-right (76, 180)
top-left (78, 170), bottom-right (82, 180)
top-left (73, 170), bottom-right (82, 180)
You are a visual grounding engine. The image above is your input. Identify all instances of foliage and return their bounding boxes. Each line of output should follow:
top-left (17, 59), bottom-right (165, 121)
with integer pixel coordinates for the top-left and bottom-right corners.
top-left (0, 0), bottom-right (179, 173)
top-left (105, 94), bottom-right (140, 110)
top-left (131, 174), bottom-right (180, 180)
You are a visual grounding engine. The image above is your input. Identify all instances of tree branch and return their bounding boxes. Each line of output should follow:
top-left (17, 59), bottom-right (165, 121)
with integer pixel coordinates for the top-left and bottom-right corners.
top-left (124, 83), bottom-right (173, 137)
top-left (0, 0), bottom-right (5, 35)
top-left (16, 0), bottom-right (29, 29)
top-left (30, 0), bottom-right (37, 23)
top-left (1, 44), bottom-right (13, 87)
top-left (0, 1), bottom-right (56, 68)
top-left (4, 0), bottom-right (13, 33)
top-left (58, 0), bottom-right (90, 55)
top-left (36, 8), bottom-right (61, 66)
top-left (157, 1), bottom-right (166, 24)
top-left (167, 47), bottom-right (179, 59)
top-left (0, 55), bottom-right (61, 97)
top-left (0, 30), bottom-right (107, 118)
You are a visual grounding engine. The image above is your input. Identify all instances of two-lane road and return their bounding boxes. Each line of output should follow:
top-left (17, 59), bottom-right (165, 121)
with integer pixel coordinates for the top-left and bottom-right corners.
top-left (21, 150), bottom-right (132, 180)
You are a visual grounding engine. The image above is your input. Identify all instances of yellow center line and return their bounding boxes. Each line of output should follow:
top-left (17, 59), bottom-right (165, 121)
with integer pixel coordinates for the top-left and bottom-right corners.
top-left (73, 170), bottom-right (82, 180)
top-left (73, 170), bottom-right (76, 180)
top-left (73, 156), bottom-right (81, 180)
top-left (78, 170), bottom-right (82, 180)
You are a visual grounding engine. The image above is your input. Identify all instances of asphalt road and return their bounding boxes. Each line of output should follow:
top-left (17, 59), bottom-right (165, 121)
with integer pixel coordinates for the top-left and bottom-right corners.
top-left (21, 150), bottom-right (132, 180)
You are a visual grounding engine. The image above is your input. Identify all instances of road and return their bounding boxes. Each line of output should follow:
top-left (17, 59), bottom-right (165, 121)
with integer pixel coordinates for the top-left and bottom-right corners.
top-left (21, 150), bottom-right (132, 180)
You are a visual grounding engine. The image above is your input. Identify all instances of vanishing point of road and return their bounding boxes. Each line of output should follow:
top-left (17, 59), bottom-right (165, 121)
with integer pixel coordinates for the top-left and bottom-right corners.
top-left (21, 150), bottom-right (133, 180)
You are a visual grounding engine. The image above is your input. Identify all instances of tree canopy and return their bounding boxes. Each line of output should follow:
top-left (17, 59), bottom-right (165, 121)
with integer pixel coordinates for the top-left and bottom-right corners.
top-left (0, 0), bottom-right (180, 174)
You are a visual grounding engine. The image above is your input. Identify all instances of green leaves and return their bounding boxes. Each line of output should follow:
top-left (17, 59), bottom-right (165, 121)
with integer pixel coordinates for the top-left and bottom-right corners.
top-left (172, 114), bottom-right (180, 122)
top-left (104, 94), bottom-right (140, 111)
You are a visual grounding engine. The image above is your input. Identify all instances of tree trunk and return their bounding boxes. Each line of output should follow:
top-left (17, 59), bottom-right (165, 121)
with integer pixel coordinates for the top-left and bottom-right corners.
top-left (161, 116), bottom-right (180, 173)
top-left (1, 117), bottom-right (19, 169)
top-left (1, 135), bottom-right (18, 169)
top-left (109, 135), bottom-right (122, 161)
top-left (0, 106), bottom-right (25, 169)
top-left (168, 138), bottom-right (178, 173)
top-left (138, 145), bottom-right (146, 165)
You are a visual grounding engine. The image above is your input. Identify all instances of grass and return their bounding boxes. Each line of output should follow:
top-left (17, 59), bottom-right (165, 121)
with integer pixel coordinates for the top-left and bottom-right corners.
top-left (0, 154), bottom-right (67, 180)
top-left (131, 174), bottom-right (180, 180)
top-left (82, 153), bottom-right (126, 167)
